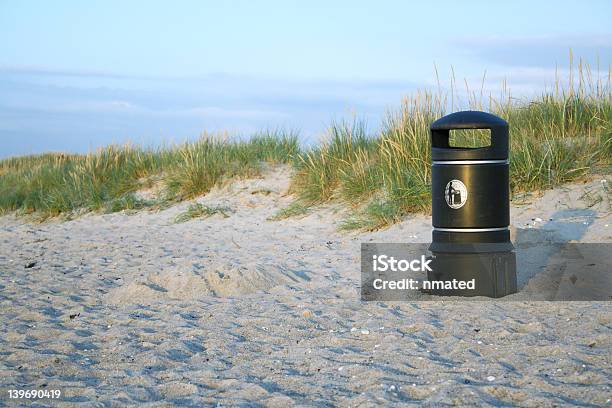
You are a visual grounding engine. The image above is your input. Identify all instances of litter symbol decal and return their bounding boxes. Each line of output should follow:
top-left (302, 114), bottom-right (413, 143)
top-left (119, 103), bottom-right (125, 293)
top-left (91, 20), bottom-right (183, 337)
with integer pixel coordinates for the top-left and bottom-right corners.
top-left (445, 180), bottom-right (467, 209)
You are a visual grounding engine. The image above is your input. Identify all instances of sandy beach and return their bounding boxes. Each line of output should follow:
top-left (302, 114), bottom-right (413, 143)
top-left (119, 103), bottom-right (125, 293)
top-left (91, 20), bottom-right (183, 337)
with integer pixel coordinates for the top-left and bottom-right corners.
top-left (1, 166), bottom-right (610, 407)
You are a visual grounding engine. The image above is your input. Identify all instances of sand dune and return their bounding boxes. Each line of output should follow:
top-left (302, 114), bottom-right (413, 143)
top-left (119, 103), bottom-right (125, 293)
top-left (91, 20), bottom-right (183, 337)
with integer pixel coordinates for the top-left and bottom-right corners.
top-left (0, 166), bottom-right (610, 406)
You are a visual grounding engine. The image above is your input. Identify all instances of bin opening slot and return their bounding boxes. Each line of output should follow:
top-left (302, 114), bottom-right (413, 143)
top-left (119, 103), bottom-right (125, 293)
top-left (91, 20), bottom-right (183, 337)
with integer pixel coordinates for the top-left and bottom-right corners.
top-left (449, 129), bottom-right (491, 148)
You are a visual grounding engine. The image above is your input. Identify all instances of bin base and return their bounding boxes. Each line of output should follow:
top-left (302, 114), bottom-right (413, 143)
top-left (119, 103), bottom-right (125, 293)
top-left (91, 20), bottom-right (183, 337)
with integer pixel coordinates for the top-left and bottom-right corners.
top-left (425, 251), bottom-right (517, 298)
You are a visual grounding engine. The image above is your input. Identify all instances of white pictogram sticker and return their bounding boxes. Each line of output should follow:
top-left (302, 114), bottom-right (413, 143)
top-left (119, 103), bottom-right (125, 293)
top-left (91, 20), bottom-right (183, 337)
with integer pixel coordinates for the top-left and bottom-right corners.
top-left (445, 180), bottom-right (467, 209)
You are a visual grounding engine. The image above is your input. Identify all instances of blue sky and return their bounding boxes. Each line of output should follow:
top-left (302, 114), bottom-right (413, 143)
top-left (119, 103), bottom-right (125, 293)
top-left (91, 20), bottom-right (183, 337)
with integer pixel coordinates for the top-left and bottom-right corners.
top-left (1, 0), bottom-right (611, 157)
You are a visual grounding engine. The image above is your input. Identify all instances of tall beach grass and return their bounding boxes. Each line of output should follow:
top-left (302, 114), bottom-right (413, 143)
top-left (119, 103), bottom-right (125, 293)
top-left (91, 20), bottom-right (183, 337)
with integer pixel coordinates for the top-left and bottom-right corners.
top-left (287, 61), bottom-right (611, 229)
top-left (0, 131), bottom-right (299, 219)
top-left (0, 58), bottom-right (610, 227)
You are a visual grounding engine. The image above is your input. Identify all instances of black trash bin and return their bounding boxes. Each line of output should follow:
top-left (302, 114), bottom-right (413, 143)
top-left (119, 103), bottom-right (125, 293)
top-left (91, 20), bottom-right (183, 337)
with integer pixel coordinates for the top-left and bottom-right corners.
top-left (427, 110), bottom-right (517, 298)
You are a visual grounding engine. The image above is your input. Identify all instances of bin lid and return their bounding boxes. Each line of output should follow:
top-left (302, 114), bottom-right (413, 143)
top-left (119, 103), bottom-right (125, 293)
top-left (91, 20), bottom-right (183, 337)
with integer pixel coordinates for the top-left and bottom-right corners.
top-left (431, 110), bottom-right (508, 130)
top-left (430, 110), bottom-right (509, 161)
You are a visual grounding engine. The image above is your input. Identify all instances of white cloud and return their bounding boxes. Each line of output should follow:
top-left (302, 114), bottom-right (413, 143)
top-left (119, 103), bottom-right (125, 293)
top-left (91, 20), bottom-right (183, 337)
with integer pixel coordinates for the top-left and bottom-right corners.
top-left (6, 98), bottom-right (289, 121)
top-left (178, 106), bottom-right (288, 120)
top-left (455, 33), bottom-right (612, 71)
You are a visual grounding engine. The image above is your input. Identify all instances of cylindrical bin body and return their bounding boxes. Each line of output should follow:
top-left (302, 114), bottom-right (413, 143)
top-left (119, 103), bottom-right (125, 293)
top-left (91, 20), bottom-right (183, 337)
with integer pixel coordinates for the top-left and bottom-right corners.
top-left (427, 111), bottom-right (516, 297)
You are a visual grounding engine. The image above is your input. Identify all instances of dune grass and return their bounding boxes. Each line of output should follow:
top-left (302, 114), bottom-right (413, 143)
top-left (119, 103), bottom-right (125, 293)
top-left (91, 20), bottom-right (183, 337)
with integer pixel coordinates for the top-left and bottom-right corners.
top-left (1, 60), bottom-right (610, 228)
top-left (174, 203), bottom-right (233, 223)
top-left (267, 201), bottom-right (311, 221)
top-left (285, 63), bottom-right (611, 230)
top-left (0, 131), bottom-right (299, 219)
